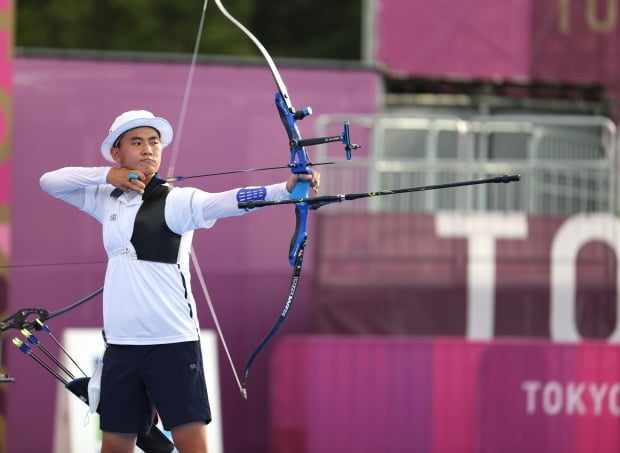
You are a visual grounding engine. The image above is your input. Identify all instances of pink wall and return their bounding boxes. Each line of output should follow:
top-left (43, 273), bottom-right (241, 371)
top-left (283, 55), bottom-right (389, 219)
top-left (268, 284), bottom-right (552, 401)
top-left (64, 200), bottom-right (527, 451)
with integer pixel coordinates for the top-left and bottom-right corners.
top-left (375, 0), bottom-right (532, 79)
top-left (271, 336), bottom-right (620, 453)
top-left (376, 0), bottom-right (620, 88)
top-left (268, 211), bottom-right (620, 453)
top-left (6, 56), bottom-right (380, 453)
top-left (316, 213), bottom-right (618, 340)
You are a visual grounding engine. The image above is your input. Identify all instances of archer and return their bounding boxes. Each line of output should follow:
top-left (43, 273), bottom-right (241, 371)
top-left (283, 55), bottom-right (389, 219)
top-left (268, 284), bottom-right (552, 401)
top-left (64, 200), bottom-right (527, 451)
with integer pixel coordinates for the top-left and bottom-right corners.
top-left (39, 109), bottom-right (319, 453)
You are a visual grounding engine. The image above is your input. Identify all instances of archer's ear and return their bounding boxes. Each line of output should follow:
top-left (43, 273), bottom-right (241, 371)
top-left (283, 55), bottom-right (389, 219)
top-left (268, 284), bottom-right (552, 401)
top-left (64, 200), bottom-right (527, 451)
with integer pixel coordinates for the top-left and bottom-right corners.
top-left (110, 147), bottom-right (122, 163)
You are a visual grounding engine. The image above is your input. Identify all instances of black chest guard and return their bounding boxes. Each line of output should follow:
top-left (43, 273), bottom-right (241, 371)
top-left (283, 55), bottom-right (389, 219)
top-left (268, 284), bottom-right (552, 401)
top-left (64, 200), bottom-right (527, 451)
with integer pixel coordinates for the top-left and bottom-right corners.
top-left (130, 178), bottom-right (181, 264)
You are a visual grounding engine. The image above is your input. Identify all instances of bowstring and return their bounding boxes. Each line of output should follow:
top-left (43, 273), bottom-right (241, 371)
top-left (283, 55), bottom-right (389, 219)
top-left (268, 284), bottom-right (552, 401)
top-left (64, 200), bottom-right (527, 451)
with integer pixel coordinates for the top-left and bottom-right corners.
top-left (167, 0), bottom-right (243, 393)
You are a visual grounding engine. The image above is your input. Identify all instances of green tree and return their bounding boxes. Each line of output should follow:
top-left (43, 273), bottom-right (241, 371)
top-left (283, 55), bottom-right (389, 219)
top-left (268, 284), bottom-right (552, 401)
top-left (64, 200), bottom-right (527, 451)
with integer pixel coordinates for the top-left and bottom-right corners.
top-left (251, 0), bottom-right (361, 59)
top-left (15, 0), bottom-right (361, 59)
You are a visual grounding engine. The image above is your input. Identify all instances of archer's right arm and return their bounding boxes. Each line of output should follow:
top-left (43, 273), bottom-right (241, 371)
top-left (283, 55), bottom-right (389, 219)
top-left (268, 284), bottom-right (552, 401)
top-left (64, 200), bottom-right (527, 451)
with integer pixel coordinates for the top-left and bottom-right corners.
top-left (39, 167), bottom-right (111, 210)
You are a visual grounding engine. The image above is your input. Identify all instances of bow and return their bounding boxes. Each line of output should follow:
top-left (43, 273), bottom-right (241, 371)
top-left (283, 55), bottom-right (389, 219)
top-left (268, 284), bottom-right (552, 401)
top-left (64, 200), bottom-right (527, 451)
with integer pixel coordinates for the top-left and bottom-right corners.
top-left (0, 292), bottom-right (176, 452)
top-left (213, 0), bottom-right (358, 397)
top-left (0, 287), bottom-right (104, 383)
top-left (0, 287), bottom-right (103, 333)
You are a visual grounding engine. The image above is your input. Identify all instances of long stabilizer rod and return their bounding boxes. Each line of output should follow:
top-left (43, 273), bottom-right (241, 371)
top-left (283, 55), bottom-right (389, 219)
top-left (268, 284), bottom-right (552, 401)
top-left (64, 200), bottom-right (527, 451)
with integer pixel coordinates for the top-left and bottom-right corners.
top-left (238, 174), bottom-right (522, 210)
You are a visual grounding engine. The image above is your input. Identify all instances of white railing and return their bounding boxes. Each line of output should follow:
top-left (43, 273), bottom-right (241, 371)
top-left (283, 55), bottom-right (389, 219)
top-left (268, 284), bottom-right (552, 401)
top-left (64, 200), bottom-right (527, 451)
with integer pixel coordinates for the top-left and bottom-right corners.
top-left (313, 113), bottom-right (617, 215)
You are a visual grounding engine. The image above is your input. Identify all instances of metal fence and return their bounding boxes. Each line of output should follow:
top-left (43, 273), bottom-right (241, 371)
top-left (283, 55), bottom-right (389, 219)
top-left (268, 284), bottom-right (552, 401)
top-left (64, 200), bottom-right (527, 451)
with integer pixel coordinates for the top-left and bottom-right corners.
top-left (313, 113), bottom-right (617, 215)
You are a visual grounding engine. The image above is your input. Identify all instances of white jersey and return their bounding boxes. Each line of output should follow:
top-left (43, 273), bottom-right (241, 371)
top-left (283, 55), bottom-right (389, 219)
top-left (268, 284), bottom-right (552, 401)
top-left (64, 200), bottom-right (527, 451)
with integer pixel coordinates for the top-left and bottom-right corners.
top-left (39, 166), bottom-right (290, 345)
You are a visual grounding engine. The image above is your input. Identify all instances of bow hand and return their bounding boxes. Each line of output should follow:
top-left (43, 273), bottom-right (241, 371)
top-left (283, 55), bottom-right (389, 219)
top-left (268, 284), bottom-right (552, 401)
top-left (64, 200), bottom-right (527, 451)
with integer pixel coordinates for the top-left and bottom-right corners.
top-left (286, 170), bottom-right (320, 195)
top-left (286, 170), bottom-right (320, 265)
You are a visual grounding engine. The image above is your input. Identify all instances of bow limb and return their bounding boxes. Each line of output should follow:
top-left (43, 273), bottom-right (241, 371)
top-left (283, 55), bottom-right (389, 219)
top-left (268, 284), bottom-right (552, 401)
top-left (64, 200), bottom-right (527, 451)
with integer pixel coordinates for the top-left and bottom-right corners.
top-left (214, 0), bottom-right (313, 265)
top-left (213, 0), bottom-right (292, 109)
top-left (0, 287), bottom-right (104, 383)
top-left (0, 287), bottom-right (103, 332)
top-left (240, 240), bottom-right (306, 397)
top-left (214, 0), bottom-right (356, 265)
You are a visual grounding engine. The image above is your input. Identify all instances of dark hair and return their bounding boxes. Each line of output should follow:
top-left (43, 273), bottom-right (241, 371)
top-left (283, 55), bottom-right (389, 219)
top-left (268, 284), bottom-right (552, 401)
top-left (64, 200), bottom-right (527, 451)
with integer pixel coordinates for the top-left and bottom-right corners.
top-left (112, 127), bottom-right (161, 148)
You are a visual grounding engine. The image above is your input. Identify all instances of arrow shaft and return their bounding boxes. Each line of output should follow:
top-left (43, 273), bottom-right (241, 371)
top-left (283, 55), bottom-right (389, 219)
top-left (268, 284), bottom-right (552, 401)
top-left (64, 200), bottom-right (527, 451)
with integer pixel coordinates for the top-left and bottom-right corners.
top-left (14, 344), bottom-right (68, 384)
top-left (167, 161), bottom-right (334, 182)
top-left (42, 329), bottom-right (88, 377)
top-left (30, 341), bottom-right (75, 380)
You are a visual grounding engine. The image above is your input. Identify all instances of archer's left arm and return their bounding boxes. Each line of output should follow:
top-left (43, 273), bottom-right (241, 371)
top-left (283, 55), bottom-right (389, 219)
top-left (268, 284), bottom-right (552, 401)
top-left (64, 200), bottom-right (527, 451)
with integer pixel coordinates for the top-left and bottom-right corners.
top-left (165, 182), bottom-right (289, 233)
top-left (166, 169), bottom-right (321, 233)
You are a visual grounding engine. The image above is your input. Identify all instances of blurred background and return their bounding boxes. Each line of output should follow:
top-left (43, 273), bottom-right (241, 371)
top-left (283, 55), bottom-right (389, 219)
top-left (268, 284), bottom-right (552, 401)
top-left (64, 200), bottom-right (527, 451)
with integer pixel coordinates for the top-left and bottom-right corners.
top-left (1, 0), bottom-right (620, 452)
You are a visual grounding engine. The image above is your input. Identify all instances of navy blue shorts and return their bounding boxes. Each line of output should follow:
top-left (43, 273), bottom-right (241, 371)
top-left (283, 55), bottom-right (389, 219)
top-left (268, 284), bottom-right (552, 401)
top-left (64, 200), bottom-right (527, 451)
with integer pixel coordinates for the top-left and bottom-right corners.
top-left (98, 341), bottom-right (211, 433)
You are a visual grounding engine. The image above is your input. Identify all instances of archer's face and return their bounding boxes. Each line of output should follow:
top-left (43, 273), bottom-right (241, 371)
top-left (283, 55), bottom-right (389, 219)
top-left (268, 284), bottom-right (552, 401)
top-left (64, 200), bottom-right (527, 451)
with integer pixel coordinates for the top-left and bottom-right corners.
top-left (110, 127), bottom-right (162, 176)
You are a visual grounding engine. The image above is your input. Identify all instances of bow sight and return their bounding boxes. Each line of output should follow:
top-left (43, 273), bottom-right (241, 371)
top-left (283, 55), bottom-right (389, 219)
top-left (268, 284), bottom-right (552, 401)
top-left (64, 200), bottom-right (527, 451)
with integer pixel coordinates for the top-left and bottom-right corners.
top-left (287, 115), bottom-right (360, 161)
top-left (275, 92), bottom-right (360, 176)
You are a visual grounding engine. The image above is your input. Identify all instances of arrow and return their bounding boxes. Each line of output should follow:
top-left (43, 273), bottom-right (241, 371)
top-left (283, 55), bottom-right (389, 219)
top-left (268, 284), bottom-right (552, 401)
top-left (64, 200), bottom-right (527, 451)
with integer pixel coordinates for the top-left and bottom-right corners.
top-left (164, 161), bottom-right (335, 182)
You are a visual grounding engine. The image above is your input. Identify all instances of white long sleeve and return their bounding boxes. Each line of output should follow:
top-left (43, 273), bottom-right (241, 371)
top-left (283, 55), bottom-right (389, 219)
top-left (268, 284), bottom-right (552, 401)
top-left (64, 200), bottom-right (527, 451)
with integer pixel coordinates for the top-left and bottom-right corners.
top-left (39, 166), bottom-right (111, 210)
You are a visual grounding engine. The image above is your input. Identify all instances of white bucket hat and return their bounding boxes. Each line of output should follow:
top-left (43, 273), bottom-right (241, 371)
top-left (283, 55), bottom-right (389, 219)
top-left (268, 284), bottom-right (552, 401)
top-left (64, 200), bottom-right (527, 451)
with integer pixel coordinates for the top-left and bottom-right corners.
top-left (100, 110), bottom-right (173, 163)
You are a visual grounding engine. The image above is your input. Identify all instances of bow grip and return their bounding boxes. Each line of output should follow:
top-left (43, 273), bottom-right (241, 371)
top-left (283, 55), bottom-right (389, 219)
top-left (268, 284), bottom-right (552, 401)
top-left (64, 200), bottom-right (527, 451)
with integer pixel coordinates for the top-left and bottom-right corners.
top-left (289, 178), bottom-right (310, 199)
top-left (289, 202), bottom-right (309, 265)
top-left (288, 179), bottom-right (310, 265)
